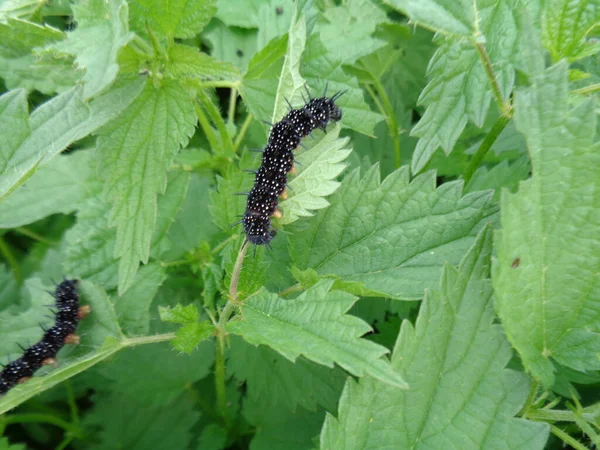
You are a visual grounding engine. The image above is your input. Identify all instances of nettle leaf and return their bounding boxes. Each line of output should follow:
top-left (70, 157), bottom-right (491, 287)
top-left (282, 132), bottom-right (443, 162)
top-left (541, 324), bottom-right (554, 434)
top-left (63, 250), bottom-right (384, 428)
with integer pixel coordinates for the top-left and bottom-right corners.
top-left (317, 0), bottom-right (387, 64)
top-left (97, 80), bottom-right (196, 294)
top-left (0, 150), bottom-right (98, 228)
top-left (203, 20), bottom-right (257, 71)
top-left (0, 18), bottom-right (77, 95)
top-left (290, 166), bottom-right (495, 300)
top-left (321, 228), bottom-right (550, 450)
top-left (386, 0), bottom-right (476, 36)
top-left (0, 76), bottom-right (145, 201)
top-left (226, 280), bottom-right (408, 389)
top-left (83, 392), bottom-right (200, 450)
top-left (159, 305), bottom-right (215, 354)
top-left (64, 169), bottom-right (191, 291)
top-left (271, 12), bottom-right (306, 124)
top-left (0, 0), bottom-right (44, 20)
top-left (49, 0), bottom-right (132, 99)
top-left (279, 124), bottom-right (351, 225)
top-left (98, 342), bottom-right (215, 405)
top-left (129, 0), bottom-right (216, 40)
top-left (464, 157), bottom-right (530, 201)
top-left (302, 35), bottom-right (383, 136)
top-left (0, 280), bottom-right (124, 414)
top-left (0, 436), bottom-right (25, 450)
top-left (228, 335), bottom-right (346, 412)
top-left (166, 43), bottom-right (240, 81)
top-left (115, 263), bottom-right (166, 336)
top-left (389, 0), bottom-right (519, 173)
top-left (244, 400), bottom-right (326, 450)
top-left (542, 0), bottom-right (600, 62)
top-left (493, 62), bottom-right (600, 386)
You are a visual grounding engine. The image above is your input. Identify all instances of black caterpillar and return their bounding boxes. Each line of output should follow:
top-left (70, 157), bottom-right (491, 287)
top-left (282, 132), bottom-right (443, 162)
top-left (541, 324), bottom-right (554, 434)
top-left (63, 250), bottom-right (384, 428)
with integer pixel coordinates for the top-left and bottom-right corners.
top-left (237, 86), bottom-right (345, 247)
top-left (0, 279), bottom-right (89, 395)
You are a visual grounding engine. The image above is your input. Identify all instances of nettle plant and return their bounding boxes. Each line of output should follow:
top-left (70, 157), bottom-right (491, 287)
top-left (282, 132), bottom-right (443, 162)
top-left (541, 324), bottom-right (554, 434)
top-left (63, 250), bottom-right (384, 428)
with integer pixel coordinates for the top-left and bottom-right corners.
top-left (0, 0), bottom-right (598, 448)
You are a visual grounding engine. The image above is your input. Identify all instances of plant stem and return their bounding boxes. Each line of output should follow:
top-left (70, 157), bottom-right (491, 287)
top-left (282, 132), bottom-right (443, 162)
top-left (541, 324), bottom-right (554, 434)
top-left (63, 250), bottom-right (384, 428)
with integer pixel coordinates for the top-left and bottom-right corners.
top-left (0, 414), bottom-right (82, 436)
top-left (474, 41), bottom-right (511, 116)
top-left (121, 333), bottom-right (176, 347)
top-left (194, 101), bottom-right (220, 152)
top-left (214, 241), bottom-right (248, 425)
top-left (370, 75), bottom-right (402, 168)
top-left (65, 381), bottom-right (79, 426)
top-left (15, 227), bottom-right (56, 245)
top-left (527, 408), bottom-right (597, 424)
top-left (550, 425), bottom-right (589, 450)
top-left (214, 333), bottom-right (228, 426)
top-left (233, 114), bottom-right (254, 153)
top-left (197, 90), bottom-right (234, 155)
top-left (160, 258), bottom-right (190, 268)
top-left (462, 111), bottom-right (512, 185)
top-left (196, 80), bottom-right (239, 90)
top-left (279, 283), bottom-right (303, 297)
top-left (228, 88), bottom-right (238, 124)
top-left (519, 380), bottom-right (539, 417)
top-left (0, 236), bottom-right (21, 285)
top-left (573, 83), bottom-right (600, 96)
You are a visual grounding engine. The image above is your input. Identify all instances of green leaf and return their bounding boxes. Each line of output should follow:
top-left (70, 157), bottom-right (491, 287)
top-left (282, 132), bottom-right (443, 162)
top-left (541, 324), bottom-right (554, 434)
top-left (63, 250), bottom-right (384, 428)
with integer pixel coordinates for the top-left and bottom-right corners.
top-left (0, 18), bottom-right (77, 94)
top-left (393, 0), bottom-right (520, 173)
top-left (0, 76), bottom-right (145, 201)
top-left (159, 304), bottom-right (200, 323)
top-left (279, 124), bottom-right (351, 225)
top-left (317, 0), bottom-right (387, 64)
top-left (166, 43), bottom-right (240, 81)
top-left (209, 150), bottom-right (254, 232)
top-left (385, 0), bottom-right (476, 36)
top-left (0, 150), bottom-right (97, 228)
top-left (464, 157), bottom-right (530, 201)
top-left (0, 279), bottom-right (124, 414)
top-left (302, 35), bottom-right (383, 136)
top-left (239, 33), bottom-right (288, 123)
top-left (244, 400), bottom-right (325, 450)
top-left (542, 0), bottom-right (600, 62)
top-left (320, 227), bottom-right (550, 449)
top-left (197, 424), bottom-right (228, 450)
top-left (97, 80), bottom-right (196, 294)
top-left (290, 166), bottom-right (495, 300)
top-left (63, 168), bottom-right (189, 291)
top-left (83, 392), bottom-right (200, 450)
top-left (215, 0), bottom-right (266, 27)
top-left (172, 321), bottom-right (215, 354)
top-left (129, 0), bottom-right (216, 40)
top-left (203, 20), bottom-right (257, 71)
top-left (493, 62), bottom-right (600, 386)
top-left (98, 341), bottom-right (214, 405)
top-left (115, 263), bottom-right (166, 336)
top-left (271, 12), bottom-right (306, 124)
top-left (0, 0), bottom-right (44, 19)
top-left (0, 437), bottom-right (25, 450)
top-left (228, 335), bottom-right (346, 412)
top-left (226, 280), bottom-right (408, 389)
top-left (49, 0), bottom-right (131, 98)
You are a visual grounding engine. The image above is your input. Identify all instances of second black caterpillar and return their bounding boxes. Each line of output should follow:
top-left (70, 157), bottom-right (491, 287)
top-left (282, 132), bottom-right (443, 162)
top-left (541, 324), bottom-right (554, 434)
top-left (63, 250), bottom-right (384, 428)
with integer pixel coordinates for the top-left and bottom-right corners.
top-left (240, 87), bottom-right (344, 247)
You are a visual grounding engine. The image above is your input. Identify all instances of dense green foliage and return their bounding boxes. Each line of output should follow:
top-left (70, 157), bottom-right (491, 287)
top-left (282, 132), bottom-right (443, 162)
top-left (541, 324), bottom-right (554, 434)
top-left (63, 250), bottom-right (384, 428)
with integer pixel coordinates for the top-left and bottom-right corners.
top-left (0, 0), bottom-right (599, 448)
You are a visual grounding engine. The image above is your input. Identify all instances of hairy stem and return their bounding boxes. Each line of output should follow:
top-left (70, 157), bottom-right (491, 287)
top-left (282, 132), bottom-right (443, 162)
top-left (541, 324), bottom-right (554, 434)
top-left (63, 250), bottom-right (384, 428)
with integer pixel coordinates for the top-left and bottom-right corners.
top-left (121, 333), bottom-right (176, 347)
top-left (228, 88), bottom-right (238, 124)
top-left (194, 101), bottom-right (220, 152)
top-left (196, 80), bottom-right (240, 90)
top-left (214, 241), bottom-right (248, 425)
top-left (462, 111), bottom-right (512, 185)
top-left (474, 41), bottom-right (511, 116)
top-left (550, 425), bottom-right (589, 450)
top-left (198, 90), bottom-right (234, 155)
top-left (0, 414), bottom-right (83, 436)
top-left (233, 114), bottom-right (254, 153)
top-left (0, 236), bottom-right (21, 285)
top-left (527, 408), bottom-right (597, 424)
top-left (15, 227), bottom-right (56, 245)
top-left (573, 83), bottom-right (600, 96)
